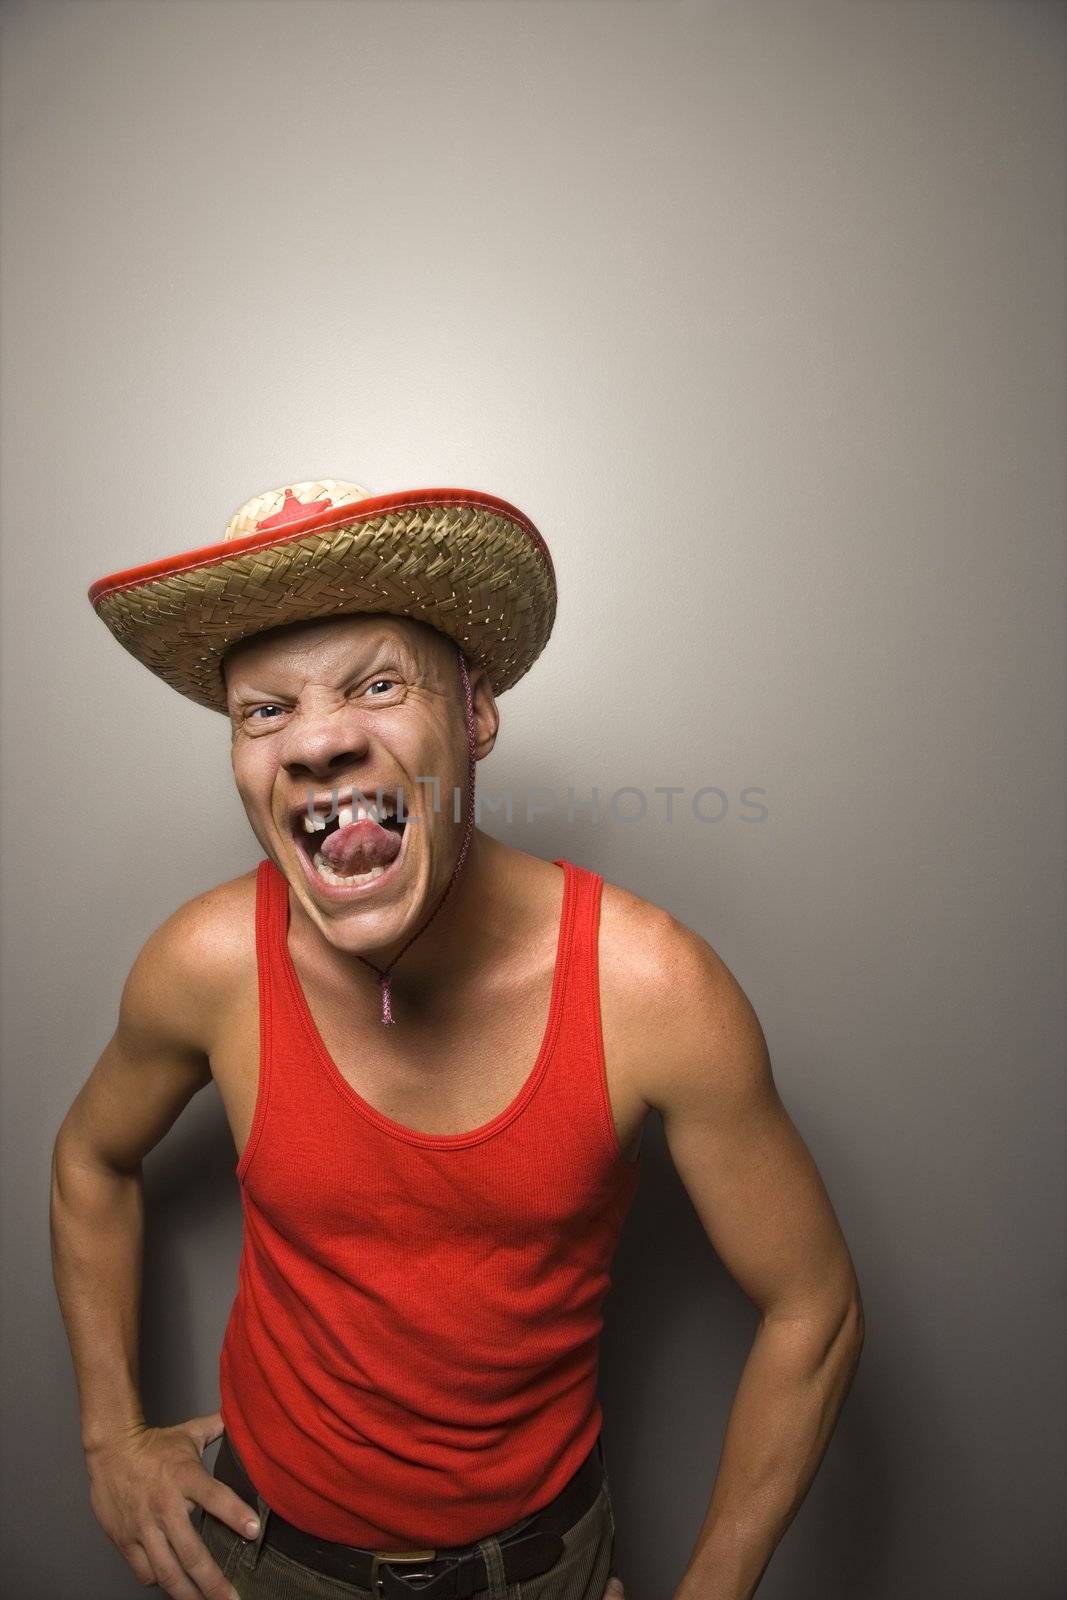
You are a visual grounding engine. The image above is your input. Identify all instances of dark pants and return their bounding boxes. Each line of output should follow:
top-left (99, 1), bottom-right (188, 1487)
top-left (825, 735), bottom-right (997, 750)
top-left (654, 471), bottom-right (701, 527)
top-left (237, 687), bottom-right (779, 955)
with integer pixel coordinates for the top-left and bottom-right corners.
top-left (199, 1433), bottom-right (618, 1599)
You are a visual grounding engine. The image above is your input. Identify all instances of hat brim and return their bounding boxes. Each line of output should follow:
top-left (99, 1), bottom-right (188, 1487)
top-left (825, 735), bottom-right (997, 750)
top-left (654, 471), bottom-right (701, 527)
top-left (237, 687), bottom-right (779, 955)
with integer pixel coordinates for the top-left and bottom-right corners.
top-left (88, 487), bottom-right (556, 715)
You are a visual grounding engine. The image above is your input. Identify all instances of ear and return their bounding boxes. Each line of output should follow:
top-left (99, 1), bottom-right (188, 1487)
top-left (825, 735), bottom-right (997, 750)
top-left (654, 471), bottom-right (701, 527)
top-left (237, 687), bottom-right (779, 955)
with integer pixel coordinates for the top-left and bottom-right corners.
top-left (468, 666), bottom-right (499, 761)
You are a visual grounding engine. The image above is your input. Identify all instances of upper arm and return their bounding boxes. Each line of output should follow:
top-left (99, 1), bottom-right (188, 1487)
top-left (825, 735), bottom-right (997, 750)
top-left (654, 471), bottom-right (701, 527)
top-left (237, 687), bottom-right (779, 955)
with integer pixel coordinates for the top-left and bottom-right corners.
top-left (637, 911), bottom-right (863, 1329)
top-left (54, 891), bottom-right (231, 1172)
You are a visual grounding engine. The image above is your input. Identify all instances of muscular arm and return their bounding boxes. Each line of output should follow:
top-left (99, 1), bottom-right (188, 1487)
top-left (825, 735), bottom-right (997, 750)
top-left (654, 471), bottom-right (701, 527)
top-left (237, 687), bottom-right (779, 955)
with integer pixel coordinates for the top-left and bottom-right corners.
top-left (50, 894), bottom-right (220, 1452)
top-left (636, 912), bottom-right (865, 1600)
top-left (50, 886), bottom-right (268, 1599)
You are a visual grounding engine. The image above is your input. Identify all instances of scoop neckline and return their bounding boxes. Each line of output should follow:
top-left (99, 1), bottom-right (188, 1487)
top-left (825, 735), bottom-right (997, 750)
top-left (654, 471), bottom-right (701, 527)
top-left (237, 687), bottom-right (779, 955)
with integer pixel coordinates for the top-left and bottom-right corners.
top-left (269, 856), bottom-right (576, 1151)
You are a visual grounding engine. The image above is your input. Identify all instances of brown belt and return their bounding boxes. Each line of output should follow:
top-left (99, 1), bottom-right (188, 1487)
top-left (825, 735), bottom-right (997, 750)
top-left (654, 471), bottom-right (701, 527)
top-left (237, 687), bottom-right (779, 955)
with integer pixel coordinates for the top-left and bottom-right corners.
top-left (211, 1430), bottom-right (605, 1598)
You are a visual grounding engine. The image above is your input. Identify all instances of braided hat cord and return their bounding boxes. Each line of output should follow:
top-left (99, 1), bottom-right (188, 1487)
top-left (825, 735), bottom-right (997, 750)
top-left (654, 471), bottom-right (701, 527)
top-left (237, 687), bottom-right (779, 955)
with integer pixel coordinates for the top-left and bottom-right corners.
top-left (355, 646), bottom-right (478, 1024)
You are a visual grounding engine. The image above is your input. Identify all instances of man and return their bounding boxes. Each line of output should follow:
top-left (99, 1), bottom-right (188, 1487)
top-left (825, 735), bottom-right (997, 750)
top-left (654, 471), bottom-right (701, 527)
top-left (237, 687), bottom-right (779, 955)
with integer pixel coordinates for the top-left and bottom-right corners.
top-left (52, 478), bottom-right (864, 1600)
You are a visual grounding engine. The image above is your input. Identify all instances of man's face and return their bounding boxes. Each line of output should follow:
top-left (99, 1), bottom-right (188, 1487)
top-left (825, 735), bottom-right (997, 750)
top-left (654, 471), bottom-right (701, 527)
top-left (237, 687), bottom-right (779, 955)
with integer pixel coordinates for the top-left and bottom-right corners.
top-left (223, 613), bottom-right (497, 954)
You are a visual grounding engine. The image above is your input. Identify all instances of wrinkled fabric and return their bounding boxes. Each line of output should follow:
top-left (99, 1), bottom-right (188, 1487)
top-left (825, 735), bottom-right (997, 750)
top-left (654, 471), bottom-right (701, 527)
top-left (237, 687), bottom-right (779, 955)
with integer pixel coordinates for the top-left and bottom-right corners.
top-left (198, 1433), bottom-right (617, 1600)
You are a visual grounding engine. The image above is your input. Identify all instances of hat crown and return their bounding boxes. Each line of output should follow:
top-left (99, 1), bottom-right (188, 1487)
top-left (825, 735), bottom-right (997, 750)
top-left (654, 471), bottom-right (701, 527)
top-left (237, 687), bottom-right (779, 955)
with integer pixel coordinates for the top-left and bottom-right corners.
top-left (223, 479), bottom-right (372, 543)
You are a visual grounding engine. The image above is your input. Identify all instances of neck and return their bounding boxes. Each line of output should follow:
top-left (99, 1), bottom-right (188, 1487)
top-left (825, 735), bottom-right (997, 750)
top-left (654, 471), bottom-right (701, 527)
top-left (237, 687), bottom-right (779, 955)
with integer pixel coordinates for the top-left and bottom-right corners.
top-left (289, 828), bottom-right (517, 1011)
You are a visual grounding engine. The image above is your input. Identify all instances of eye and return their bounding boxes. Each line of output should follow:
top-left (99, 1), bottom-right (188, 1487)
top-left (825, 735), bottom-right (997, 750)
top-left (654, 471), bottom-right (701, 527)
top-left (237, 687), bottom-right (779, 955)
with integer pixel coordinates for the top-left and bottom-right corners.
top-left (248, 704), bottom-right (285, 721)
top-left (366, 678), bottom-right (400, 697)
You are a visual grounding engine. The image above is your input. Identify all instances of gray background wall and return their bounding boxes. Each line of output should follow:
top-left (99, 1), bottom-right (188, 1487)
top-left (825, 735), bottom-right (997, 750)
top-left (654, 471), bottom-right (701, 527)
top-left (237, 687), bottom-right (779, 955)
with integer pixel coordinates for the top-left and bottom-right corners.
top-left (2, 1), bottom-right (1064, 1596)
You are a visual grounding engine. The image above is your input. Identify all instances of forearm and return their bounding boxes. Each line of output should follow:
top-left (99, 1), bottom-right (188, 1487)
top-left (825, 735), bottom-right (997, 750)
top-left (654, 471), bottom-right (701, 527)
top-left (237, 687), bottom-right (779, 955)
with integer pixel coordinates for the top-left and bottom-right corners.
top-left (673, 1300), bottom-right (864, 1600)
top-left (49, 1133), bottom-right (148, 1454)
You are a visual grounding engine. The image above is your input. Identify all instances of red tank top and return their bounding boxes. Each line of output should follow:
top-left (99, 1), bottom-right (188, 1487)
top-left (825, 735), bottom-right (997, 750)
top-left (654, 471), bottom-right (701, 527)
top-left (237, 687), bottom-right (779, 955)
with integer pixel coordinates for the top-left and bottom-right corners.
top-left (218, 855), bottom-right (641, 1547)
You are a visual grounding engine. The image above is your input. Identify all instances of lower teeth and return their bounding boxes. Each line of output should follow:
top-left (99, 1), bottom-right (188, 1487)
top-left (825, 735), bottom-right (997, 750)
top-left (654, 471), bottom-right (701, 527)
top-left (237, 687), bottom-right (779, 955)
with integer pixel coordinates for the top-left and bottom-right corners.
top-left (311, 850), bottom-right (387, 886)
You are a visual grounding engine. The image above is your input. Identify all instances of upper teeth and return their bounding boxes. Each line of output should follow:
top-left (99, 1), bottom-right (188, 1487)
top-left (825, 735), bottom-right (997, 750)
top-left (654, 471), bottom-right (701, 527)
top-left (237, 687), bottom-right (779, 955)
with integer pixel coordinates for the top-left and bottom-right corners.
top-left (300, 797), bottom-right (396, 833)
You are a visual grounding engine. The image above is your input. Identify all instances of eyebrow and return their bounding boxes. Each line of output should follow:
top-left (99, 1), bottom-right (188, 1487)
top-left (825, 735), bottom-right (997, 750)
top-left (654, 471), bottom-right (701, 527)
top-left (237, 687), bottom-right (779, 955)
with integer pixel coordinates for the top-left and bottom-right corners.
top-left (226, 634), bottom-right (426, 705)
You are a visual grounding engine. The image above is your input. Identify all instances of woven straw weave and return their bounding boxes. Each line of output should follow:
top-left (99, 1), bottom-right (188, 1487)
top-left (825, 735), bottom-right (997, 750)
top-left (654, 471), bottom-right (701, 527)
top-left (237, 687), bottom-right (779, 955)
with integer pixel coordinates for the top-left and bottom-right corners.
top-left (91, 498), bottom-right (556, 716)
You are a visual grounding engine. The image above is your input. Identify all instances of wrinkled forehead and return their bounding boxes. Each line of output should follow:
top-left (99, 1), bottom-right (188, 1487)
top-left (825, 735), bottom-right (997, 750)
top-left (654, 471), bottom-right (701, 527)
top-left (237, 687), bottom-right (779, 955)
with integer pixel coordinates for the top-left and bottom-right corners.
top-left (221, 612), bottom-right (457, 690)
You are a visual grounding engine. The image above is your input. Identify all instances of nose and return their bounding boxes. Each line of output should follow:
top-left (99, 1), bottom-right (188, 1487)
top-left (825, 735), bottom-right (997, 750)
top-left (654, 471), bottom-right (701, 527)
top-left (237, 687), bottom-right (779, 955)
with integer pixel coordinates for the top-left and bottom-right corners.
top-left (281, 705), bottom-right (374, 782)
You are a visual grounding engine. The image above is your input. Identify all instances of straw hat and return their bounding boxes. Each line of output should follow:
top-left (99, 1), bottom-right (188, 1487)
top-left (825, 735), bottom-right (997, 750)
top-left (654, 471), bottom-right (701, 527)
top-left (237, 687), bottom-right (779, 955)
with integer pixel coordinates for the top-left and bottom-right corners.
top-left (88, 478), bottom-right (557, 715)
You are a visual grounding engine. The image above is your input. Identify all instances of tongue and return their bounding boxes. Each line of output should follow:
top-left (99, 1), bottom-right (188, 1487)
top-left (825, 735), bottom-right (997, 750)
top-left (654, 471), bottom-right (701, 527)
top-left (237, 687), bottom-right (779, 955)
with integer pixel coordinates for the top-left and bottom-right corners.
top-left (319, 819), bottom-right (402, 876)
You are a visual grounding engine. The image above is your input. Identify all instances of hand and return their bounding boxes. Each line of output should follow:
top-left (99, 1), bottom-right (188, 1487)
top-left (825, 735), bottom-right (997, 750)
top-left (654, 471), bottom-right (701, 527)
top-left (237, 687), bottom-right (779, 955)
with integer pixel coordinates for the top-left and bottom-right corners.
top-left (84, 1409), bottom-right (259, 1599)
top-left (604, 1580), bottom-right (625, 1598)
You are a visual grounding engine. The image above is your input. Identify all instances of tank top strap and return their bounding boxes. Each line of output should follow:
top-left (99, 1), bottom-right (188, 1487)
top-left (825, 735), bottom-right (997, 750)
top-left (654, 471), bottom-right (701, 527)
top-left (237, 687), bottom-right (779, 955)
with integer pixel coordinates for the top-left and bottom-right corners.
top-left (254, 854), bottom-right (312, 1062)
top-left (235, 859), bottom-right (287, 1183)
top-left (550, 856), bottom-right (605, 1056)
top-left (256, 854), bottom-right (288, 966)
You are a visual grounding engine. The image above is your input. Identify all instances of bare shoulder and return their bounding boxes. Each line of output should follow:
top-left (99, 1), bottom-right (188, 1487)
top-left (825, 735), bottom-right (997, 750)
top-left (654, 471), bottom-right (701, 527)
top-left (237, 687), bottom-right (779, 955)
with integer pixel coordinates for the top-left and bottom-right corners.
top-left (122, 868), bottom-right (259, 1055)
top-left (597, 875), bottom-right (772, 1117)
top-left (53, 870), bottom-right (260, 1167)
top-left (163, 867), bottom-right (258, 970)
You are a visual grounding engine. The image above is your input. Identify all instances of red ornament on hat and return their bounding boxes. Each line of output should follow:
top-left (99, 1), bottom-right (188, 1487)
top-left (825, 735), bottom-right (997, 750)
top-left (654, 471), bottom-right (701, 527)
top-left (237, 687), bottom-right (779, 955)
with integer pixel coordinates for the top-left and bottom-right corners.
top-left (255, 487), bottom-right (335, 532)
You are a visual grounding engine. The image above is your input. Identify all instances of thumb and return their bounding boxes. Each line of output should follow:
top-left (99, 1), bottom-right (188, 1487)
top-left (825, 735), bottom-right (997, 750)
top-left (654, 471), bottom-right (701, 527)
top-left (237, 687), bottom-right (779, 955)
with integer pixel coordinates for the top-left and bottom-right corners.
top-left (604, 1580), bottom-right (625, 1598)
top-left (188, 1411), bottom-right (225, 1451)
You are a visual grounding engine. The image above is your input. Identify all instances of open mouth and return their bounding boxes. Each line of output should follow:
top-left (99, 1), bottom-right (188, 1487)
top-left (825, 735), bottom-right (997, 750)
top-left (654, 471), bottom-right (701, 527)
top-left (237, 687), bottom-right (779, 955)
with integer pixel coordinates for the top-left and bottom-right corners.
top-left (290, 791), bottom-right (409, 890)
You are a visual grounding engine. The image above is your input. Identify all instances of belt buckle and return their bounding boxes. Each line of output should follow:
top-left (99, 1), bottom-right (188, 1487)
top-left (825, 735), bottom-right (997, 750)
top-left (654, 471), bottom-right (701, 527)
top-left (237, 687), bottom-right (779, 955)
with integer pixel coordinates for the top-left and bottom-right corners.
top-left (370, 1548), bottom-right (438, 1595)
